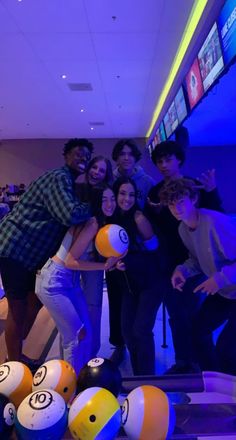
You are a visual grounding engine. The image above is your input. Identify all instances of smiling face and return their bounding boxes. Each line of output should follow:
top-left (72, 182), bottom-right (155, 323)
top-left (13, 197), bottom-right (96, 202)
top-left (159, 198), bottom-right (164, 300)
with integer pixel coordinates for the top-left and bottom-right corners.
top-left (117, 183), bottom-right (136, 211)
top-left (65, 146), bottom-right (91, 175)
top-left (87, 159), bottom-right (107, 186)
top-left (102, 188), bottom-right (116, 217)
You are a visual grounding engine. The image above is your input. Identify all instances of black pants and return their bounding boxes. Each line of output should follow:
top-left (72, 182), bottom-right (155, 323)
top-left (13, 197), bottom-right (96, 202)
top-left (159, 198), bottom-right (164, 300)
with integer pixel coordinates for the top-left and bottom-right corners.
top-left (106, 269), bottom-right (126, 347)
top-left (164, 273), bottom-right (210, 364)
top-left (106, 251), bottom-right (163, 375)
top-left (192, 293), bottom-right (236, 375)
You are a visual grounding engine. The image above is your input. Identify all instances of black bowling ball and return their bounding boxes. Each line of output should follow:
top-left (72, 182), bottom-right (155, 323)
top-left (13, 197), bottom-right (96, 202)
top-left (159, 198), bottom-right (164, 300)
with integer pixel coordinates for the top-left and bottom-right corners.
top-left (0, 393), bottom-right (16, 438)
top-left (77, 357), bottom-right (122, 397)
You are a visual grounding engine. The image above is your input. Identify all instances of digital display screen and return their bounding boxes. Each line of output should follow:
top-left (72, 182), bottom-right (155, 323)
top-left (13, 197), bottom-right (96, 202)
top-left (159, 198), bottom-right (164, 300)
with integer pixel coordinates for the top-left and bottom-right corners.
top-left (186, 58), bottom-right (204, 109)
top-left (147, 143), bottom-right (153, 158)
top-left (218, 0), bottom-right (236, 65)
top-left (154, 129), bottom-right (161, 145)
top-left (164, 101), bottom-right (178, 138)
top-left (159, 121), bottom-right (166, 141)
top-left (174, 86), bottom-right (188, 123)
top-left (198, 22), bottom-right (224, 92)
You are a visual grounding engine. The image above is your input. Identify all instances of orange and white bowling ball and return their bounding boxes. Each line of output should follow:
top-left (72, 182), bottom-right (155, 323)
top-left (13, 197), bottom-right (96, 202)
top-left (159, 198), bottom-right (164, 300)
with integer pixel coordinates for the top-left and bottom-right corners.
top-left (95, 224), bottom-right (129, 257)
top-left (32, 359), bottom-right (77, 403)
top-left (0, 361), bottom-right (33, 408)
top-left (121, 385), bottom-right (175, 440)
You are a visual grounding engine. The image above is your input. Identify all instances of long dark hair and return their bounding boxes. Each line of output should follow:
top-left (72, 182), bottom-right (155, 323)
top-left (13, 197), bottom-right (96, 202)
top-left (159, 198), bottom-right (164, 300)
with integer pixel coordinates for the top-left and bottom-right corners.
top-left (112, 177), bottom-right (141, 248)
top-left (75, 182), bottom-right (116, 228)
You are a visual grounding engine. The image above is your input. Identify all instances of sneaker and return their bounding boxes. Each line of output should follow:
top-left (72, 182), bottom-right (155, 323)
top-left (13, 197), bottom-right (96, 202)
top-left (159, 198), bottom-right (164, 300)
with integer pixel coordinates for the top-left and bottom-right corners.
top-left (109, 345), bottom-right (126, 366)
top-left (164, 361), bottom-right (201, 375)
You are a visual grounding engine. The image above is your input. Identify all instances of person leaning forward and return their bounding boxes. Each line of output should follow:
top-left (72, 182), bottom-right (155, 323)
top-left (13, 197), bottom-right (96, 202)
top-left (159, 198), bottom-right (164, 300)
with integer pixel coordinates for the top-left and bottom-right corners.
top-left (0, 138), bottom-right (93, 365)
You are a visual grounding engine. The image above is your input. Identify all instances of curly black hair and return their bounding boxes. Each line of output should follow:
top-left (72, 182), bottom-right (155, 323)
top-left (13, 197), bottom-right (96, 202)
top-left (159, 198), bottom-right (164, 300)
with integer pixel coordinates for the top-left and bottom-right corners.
top-left (63, 138), bottom-right (94, 156)
top-left (151, 140), bottom-right (186, 166)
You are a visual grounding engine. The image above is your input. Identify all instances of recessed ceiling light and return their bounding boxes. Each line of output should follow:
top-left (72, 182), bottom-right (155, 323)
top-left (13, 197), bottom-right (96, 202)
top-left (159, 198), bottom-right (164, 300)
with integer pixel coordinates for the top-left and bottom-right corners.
top-left (90, 127), bottom-right (94, 130)
top-left (80, 109), bottom-right (85, 113)
top-left (61, 74), bottom-right (67, 79)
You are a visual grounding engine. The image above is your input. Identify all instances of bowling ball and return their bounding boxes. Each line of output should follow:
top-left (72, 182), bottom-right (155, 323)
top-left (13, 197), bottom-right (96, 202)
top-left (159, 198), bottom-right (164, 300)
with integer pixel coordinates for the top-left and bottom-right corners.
top-left (77, 358), bottom-right (122, 397)
top-left (32, 359), bottom-right (77, 403)
top-left (0, 361), bottom-right (33, 408)
top-left (121, 385), bottom-right (175, 440)
top-left (0, 393), bottom-right (16, 438)
top-left (68, 386), bottom-right (121, 440)
top-left (95, 224), bottom-right (129, 257)
top-left (15, 389), bottom-right (68, 440)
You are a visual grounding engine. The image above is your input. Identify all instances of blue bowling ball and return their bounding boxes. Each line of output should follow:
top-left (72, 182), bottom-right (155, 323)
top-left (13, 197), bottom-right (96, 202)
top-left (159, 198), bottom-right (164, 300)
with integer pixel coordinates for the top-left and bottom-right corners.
top-left (15, 389), bottom-right (68, 440)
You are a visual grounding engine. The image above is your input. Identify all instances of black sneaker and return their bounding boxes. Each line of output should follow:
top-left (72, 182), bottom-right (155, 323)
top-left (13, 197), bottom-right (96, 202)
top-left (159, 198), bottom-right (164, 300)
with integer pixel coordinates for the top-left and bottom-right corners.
top-left (109, 345), bottom-right (126, 366)
top-left (165, 362), bottom-right (201, 375)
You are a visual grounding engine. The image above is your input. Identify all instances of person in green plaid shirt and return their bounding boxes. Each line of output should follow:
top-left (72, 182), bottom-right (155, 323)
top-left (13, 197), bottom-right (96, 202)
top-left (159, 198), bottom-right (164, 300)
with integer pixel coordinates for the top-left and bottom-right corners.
top-left (0, 138), bottom-right (93, 366)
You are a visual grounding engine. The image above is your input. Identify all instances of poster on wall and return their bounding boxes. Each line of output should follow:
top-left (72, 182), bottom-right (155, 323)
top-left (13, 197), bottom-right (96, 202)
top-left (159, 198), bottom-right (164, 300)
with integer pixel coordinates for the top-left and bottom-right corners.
top-left (185, 58), bottom-right (204, 109)
top-left (164, 101), bottom-right (178, 139)
top-left (198, 22), bottom-right (224, 92)
top-left (174, 86), bottom-right (188, 123)
top-left (218, 0), bottom-right (236, 65)
top-left (159, 121), bottom-right (166, 141)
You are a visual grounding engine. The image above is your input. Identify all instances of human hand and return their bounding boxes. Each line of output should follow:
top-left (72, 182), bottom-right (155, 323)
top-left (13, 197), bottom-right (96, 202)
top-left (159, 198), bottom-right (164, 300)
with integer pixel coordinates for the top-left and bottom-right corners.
top-left (104, 256), bottom-right (120, 271)
top-left (193, 277), bottom-right (219, 295)
top-left (197, 169), bottom-right (216, 192)
top-left (104, 249), bottom-right (127, 270)
top-left (171, 270), bottom-right (186, 291)
top-left (116, 260), bottom-right (126, 271)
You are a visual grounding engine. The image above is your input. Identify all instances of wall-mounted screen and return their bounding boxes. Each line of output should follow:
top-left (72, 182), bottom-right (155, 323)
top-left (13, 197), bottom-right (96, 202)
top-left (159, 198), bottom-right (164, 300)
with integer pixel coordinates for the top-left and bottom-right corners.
top-left (147, 143), bottom-right (153, 158)
top-left (155, 129), bottom-right (161, 145)
top-left (164, 101), bottom-right (178, 138)
top-left (198, 22), bottom-right (224, 92)
top-left (218, 0), bottom-right (236, 65)
top-left (159, 121), bottom-right (166, 141)
top-left (174, 86), bottom-right (188, 123)
top-left (185, 58), bottom-right (204, 109)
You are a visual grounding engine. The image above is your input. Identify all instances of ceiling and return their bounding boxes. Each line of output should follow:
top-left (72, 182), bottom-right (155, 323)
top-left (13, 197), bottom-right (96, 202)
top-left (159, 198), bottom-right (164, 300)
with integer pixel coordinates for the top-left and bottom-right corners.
top-left (0, 0), bottom-right (231, 141)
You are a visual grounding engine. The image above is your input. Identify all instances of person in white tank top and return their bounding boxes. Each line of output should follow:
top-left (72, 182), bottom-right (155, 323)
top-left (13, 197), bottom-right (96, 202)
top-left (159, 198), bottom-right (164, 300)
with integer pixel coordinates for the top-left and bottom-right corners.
top-left (76, 155), bottom-right (114, 357)
top-left (35, 185), bottom-right (123, 375)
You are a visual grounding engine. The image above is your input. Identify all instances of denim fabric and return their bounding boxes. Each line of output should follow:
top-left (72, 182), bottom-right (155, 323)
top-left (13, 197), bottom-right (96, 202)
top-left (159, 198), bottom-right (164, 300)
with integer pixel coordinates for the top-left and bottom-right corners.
top-left (80, 270), bottom-right (104, 356)
top-left (36, 259), bottom-right (92, 375)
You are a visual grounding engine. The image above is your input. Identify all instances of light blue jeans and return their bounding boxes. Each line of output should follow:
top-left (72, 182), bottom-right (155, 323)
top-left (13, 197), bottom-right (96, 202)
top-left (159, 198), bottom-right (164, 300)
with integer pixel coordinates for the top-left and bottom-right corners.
top-left (35, 259), bottom-right (92, 375)
top-left (80, 270), bottom-right (104, 357)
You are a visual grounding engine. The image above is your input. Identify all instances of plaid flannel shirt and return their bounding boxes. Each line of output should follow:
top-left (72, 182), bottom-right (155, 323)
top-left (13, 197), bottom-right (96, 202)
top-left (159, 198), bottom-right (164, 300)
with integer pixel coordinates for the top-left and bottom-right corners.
top-left (0, 165), bottom-right (90, 270)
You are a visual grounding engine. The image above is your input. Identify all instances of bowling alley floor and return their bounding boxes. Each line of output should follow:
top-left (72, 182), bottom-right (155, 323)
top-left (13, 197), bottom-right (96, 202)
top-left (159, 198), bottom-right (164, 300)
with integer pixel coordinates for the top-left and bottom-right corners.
top-left (0, 283), bottom-right (175, 375)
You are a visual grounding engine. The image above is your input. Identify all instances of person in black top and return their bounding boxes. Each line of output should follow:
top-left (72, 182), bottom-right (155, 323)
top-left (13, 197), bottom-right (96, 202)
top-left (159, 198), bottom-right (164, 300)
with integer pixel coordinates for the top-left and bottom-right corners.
top-left (146, 140), bottom-right (222, 374)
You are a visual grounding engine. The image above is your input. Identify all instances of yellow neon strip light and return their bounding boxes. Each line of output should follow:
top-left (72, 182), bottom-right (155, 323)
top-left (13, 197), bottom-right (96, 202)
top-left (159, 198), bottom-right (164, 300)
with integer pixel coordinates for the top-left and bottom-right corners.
top-left (146, 0), bottom-right (209, 138)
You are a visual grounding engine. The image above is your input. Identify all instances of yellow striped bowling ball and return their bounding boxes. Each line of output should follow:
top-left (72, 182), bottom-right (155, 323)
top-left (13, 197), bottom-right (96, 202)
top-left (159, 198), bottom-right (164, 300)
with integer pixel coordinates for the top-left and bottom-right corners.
top-left (68, 386), bottom-right (121, 440)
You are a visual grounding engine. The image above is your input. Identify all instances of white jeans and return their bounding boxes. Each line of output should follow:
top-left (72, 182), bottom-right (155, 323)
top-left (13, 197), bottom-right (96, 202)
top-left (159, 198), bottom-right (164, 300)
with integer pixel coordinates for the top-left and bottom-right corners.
top-left (35, 259), bottom-right (92, 375)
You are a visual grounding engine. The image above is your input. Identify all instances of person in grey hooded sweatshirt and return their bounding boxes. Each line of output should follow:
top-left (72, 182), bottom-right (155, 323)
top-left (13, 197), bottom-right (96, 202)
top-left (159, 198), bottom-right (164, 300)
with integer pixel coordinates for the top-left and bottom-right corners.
top-left (112, 139), bottom-right (155, 209)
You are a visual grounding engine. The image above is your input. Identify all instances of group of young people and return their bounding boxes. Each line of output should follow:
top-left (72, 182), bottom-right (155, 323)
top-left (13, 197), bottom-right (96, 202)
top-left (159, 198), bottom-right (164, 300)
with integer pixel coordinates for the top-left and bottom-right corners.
top-left (0, 137), bottom-right (236, 376)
